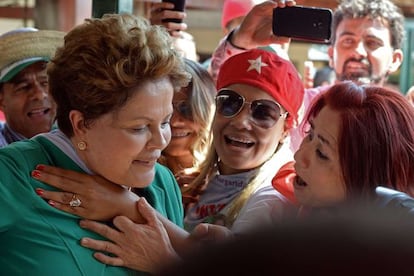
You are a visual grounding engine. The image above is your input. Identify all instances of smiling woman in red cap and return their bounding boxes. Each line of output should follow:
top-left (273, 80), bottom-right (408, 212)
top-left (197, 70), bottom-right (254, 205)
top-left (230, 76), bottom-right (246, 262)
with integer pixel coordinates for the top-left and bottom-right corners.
top-left (183, 48), bottom-right (304, 232)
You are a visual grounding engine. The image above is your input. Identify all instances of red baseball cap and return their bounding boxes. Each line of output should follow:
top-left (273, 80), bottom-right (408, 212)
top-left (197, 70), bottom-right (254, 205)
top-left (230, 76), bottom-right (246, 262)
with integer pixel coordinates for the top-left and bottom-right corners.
top-left (217, 49), bottom-right (304, 128)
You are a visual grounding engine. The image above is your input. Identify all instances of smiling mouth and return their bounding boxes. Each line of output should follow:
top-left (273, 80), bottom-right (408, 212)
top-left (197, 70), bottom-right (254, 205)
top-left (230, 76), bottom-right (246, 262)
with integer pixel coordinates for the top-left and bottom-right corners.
top-left (134, 159), bottom-right (158, 166)
top-left (224, 135), bottom-right (254, 148)
top-left (28, 108), bottom-right (50, 118)
top-left (171, 132), bottom-right (191, 138)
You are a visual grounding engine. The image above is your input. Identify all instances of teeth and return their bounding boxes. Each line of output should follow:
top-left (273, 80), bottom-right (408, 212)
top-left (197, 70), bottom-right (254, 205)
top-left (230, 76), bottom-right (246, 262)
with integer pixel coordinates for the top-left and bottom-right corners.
top-left (172, 132), bottom-right (190, 137)
top-left (28, 108), bottom-right (48, 115)
top-left (226, 135), bottom-right (253, 144)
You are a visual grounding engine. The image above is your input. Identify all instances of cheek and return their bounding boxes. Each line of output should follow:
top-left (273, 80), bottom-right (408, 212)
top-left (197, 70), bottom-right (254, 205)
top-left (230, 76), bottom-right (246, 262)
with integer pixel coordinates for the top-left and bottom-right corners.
top-left (332, 51), bottom-right (345, 72)
top-left (3, 96), bottom-right (22, 111)
top-left (313, 173), bottom-right (346, 206)
top-left (86, 129), bottom-right (145, 164)
top-left (368, 50), bottom-right (391, 72)
top-left (212, 116), bottom-right (226, 137)
top-left (189, 120), bottom-right (202, 133)
top-left (163, 127), bottom-right (172, 149)
top-left (260, 123), bottom-right (284, 148)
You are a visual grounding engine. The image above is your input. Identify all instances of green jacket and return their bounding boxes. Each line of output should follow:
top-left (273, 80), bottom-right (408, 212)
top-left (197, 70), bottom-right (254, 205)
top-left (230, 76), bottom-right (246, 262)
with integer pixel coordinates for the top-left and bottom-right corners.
top-left (0, 135), bottom-right (183, 275)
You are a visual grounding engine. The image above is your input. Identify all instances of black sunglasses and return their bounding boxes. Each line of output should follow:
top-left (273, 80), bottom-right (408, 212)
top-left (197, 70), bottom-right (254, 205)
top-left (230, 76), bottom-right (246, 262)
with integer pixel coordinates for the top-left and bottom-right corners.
top-left (173, 101), bottom-right (193, 120)
top-left (215, 89), bottom-right (287, 129)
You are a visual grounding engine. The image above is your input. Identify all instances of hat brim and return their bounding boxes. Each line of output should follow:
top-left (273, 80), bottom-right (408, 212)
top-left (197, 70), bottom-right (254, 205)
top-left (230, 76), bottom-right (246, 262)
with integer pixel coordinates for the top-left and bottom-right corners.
top-left (0, 57), bottom-right (49, 82)
top-left (0, 30), bottom-right (64, 82)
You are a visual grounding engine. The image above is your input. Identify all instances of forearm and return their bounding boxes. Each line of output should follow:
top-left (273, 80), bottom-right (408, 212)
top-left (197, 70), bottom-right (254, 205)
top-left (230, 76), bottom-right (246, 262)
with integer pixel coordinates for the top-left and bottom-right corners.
top-left (210, 30), bottom-right (247, 83)
top-left (156, 213), bottom-right (198, 257)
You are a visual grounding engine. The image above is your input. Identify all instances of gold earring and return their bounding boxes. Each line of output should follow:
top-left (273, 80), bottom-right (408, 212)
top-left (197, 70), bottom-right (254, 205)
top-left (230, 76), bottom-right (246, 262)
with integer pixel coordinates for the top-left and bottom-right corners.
top-left (77, 141), bottom-right (87, 151)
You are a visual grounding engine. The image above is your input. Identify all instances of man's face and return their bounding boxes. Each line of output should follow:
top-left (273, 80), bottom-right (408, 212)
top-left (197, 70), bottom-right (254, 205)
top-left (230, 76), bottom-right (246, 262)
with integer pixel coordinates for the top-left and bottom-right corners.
top-left (0, 61), bottom-right (56, 138)
top-left (328, 17), bottom-right (403, 85)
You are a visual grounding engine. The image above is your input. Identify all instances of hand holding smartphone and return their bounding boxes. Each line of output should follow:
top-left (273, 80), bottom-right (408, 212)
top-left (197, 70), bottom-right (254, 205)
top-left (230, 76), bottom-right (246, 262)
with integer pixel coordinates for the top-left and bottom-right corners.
top-left (272, 6), bottom-right (333, 44)
top-left (161, 0), bottom-right (186, 23)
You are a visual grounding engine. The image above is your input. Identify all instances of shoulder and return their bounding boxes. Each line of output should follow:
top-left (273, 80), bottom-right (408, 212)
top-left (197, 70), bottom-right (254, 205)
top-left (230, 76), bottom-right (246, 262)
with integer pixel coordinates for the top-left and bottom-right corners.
top-left (151, 163), bottom-right (178, 187)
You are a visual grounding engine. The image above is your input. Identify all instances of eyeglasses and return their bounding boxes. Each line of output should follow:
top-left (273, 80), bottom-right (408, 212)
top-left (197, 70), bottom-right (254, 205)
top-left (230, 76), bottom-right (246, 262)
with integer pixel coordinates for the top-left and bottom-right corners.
top-left (215, 89), bottom-right (287, 129)
top-left (173, 101), bottom-right (193, 120)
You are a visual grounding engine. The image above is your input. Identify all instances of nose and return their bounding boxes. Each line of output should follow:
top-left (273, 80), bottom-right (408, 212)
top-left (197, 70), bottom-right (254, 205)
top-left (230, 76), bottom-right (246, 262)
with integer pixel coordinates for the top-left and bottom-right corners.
top-left (147, 126), bottom-right (170, 150)
top-left (31, 81), bottom-right (48, 100)
top-left (170, 111), bottom-right (185, 126)
top-left (294, 138), bottom-right (310, 169)
top-left (354, 41), bottom-right (367, 58)
top-left (230, 103), bottom-right (254, 130)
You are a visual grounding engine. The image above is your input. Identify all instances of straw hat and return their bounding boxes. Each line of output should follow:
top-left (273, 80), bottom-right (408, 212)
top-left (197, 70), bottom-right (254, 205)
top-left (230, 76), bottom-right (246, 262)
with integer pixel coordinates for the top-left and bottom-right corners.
top-left (0, 27), bottom-right (65, 82)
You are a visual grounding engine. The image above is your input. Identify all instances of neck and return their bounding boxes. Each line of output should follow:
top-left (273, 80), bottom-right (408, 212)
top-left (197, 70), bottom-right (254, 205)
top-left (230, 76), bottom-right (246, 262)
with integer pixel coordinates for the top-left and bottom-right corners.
top-left (165, 154), bottom-right (194, 175)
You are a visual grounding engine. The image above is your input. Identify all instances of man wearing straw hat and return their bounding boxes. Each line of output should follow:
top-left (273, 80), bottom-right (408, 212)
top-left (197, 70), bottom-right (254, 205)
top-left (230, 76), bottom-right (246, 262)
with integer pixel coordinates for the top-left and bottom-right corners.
top-left (0, 27), bottom-right (64, 148)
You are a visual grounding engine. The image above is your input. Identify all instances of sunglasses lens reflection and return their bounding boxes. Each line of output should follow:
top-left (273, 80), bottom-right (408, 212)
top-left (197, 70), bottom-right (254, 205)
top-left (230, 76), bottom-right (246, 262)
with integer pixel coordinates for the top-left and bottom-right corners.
top-left (216, 92), bottom-right (244, 117)
top-left (215, 89), bottom-right (282, 129)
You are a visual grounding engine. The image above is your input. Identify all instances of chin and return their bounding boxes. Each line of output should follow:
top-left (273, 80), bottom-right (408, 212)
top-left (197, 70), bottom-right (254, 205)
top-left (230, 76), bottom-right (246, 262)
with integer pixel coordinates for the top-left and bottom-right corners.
top-left (130, 171), bottom-right (156, 188)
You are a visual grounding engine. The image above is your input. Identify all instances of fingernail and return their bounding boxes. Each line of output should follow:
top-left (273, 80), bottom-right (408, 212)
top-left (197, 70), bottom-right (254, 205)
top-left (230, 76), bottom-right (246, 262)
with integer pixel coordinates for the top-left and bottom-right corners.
top-left (79, 220), bottom-right (86, 227)
top-left (32, 170), bottom-right (41, 178)
top-left (35, 188), bottom-right (44, 196)
top-left (36, 164), bottom-right (45, 170)
top-left (48, 200), bottom-right (56, 207)
top-left (81, 238), bottom-right (89, 245)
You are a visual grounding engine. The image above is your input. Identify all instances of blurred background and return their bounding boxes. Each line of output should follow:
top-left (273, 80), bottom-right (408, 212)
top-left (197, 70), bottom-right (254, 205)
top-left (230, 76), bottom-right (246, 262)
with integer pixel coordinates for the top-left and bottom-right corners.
top-left (0, 0), bottom-right (412, 93)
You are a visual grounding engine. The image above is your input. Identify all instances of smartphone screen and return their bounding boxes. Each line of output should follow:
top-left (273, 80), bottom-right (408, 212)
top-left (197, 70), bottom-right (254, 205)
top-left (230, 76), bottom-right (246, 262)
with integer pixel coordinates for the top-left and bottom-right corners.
top-left (272, 6), bottom-right (333, 44)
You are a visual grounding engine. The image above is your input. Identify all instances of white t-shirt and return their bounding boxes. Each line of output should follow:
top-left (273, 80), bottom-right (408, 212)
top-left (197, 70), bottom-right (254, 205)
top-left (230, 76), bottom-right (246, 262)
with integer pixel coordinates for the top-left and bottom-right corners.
top-left (184, 142), bottom-right (296, 233)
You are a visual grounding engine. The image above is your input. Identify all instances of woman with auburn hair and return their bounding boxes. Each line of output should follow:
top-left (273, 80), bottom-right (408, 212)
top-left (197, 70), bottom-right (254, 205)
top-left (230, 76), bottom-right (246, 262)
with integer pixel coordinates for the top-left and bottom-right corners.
top-left (290, 81), bottom-right (414, 210)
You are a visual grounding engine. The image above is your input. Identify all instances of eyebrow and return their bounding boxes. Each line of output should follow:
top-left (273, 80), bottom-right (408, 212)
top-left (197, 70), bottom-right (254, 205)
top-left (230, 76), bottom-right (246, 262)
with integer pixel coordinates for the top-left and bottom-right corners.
top-left (12, 73), bottom-right (48, 84)
top-left (338, 31), bottom-right (355, 37)
top-left (310, 121), bottom-right (335, 151)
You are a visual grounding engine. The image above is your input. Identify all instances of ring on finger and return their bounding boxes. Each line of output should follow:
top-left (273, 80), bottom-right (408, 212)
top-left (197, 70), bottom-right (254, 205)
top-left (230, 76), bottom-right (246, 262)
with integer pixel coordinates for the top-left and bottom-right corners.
top-left (69, 194), bottom-right (82, 207)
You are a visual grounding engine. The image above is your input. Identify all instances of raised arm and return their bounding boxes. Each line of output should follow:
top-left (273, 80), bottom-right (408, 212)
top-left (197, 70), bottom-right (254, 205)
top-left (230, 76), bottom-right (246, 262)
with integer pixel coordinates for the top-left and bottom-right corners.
top-left (209, 0), bottom-right (294, 82)
top-left (149, 1), bottom-right (187, 37)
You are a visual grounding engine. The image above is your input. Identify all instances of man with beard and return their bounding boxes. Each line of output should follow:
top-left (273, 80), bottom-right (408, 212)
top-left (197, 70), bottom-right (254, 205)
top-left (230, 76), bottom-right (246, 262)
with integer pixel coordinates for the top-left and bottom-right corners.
top-left (0, 28), bottom-right (64, 148)
top-left (208, 0), bottom-right (405, 151)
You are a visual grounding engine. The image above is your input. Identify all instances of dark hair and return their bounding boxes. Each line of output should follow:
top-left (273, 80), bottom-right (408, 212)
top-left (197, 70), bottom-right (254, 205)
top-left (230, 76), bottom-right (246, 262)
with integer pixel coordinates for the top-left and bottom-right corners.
top-left (313, 66), bottom-right (335, 87)
top-left (305, 82), bottom-right (414, 199)
top-left (332, 0), bottom-right (405, 49)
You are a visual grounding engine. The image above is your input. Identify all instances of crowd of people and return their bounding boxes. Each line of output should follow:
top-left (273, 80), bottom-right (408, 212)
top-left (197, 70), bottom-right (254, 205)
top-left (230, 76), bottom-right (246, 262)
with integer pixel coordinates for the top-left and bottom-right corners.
top-left (0, 0), bottom-right (413, 274)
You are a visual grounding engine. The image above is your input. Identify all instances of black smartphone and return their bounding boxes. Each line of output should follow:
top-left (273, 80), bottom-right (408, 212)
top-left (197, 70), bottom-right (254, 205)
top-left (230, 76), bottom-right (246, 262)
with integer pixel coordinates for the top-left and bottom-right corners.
top-left (162, 0), bottom-right (186, 23)
top-left (272, 6), bottom-right (333, 44)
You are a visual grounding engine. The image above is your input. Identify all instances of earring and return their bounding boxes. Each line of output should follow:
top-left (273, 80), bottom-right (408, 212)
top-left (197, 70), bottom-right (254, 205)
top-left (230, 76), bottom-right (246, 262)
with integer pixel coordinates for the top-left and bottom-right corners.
top-left (77, 141), bottom-right (87, 151)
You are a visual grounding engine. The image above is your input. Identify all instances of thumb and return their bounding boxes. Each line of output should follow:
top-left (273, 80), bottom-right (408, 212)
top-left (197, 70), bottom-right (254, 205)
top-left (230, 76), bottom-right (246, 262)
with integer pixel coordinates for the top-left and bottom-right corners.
top-left (189, 223), bottom-right (209, 240)
top-left (137, 197), bottom-right (158, 225)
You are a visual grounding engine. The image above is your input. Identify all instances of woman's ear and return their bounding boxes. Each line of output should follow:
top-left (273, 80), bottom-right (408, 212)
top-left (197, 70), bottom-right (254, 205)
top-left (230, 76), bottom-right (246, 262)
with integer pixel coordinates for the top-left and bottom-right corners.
top-left (69, 110), bottom-right (86, 137)
top-left (279, 129), bottom-right (289, 144)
